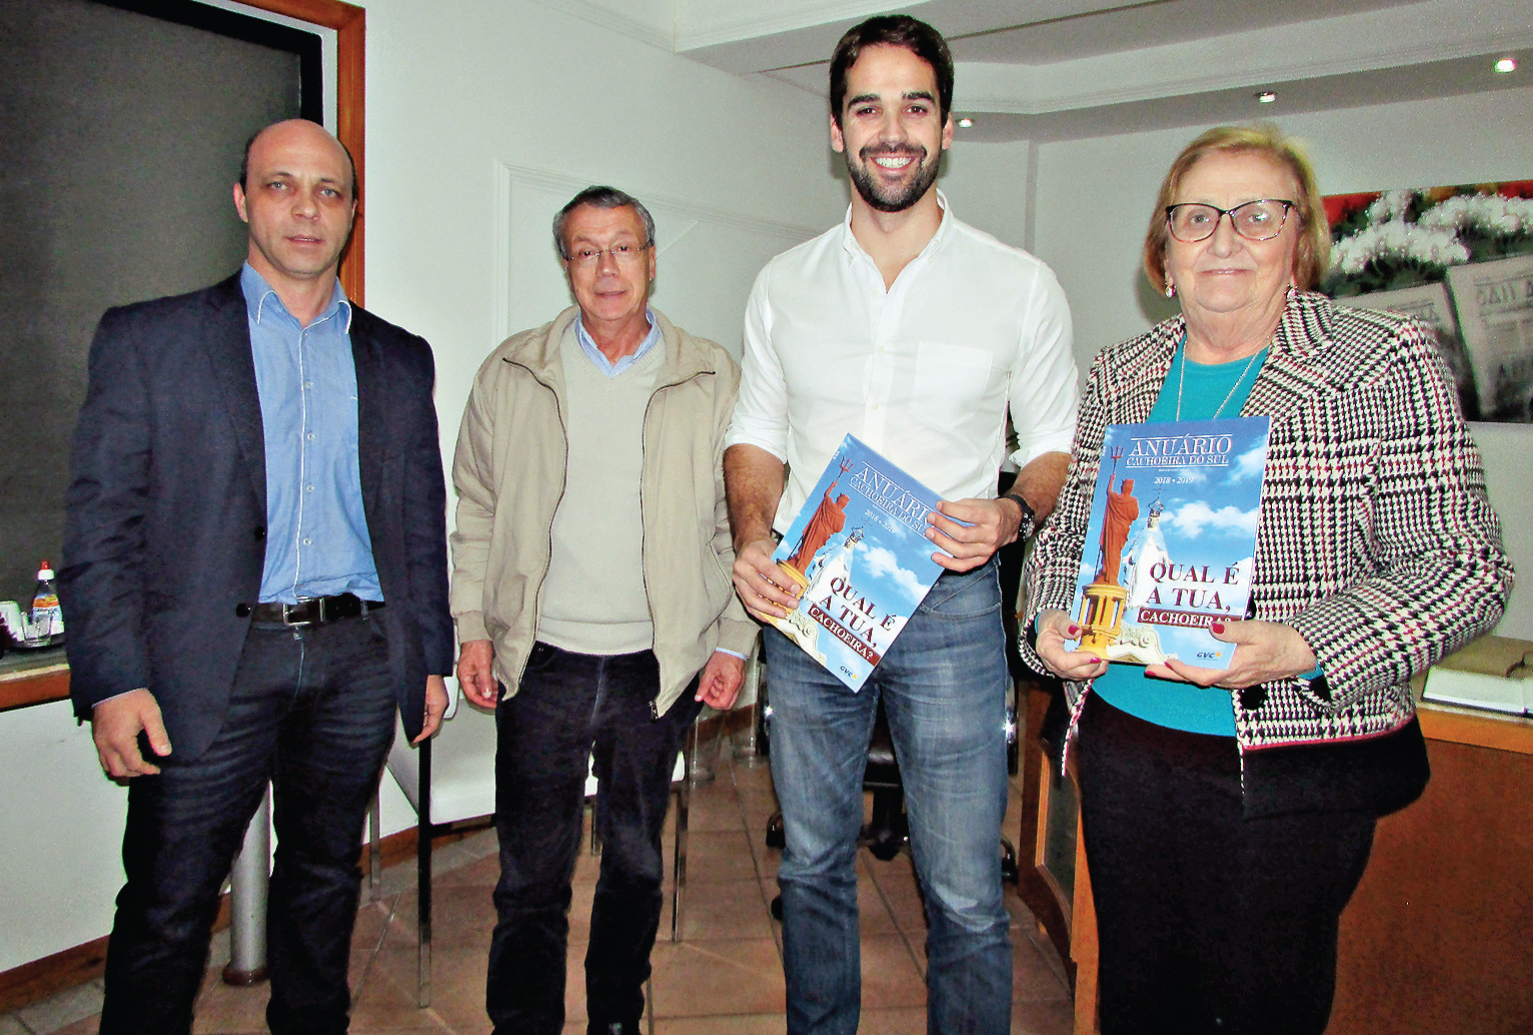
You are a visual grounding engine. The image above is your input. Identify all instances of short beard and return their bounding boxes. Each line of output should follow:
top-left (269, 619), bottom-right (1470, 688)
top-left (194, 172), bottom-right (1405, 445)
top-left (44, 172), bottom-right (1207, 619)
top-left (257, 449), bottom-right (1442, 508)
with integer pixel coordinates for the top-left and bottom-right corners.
top-left (845, 143), bottom-right (939, 213)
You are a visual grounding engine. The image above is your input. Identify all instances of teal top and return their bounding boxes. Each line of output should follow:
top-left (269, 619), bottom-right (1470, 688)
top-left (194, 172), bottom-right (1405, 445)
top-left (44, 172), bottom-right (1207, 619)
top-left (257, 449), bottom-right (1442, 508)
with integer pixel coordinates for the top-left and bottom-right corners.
top-left (1091, 338), bottom-right (1266, 736)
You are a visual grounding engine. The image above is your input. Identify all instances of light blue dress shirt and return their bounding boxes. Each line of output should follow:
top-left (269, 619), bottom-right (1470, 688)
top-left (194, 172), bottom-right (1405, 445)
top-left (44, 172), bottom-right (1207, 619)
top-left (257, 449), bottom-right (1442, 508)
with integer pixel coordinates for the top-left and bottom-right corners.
top-left (573, 307), bottom-right (660, 377)
top-left (241, 264), bottom-right (382, 605)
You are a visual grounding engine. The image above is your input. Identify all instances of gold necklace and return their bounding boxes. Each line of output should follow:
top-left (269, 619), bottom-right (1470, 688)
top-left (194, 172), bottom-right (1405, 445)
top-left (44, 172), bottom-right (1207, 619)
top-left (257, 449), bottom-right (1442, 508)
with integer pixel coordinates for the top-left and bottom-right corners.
top-left (1176, 346), bottom-right (1262, 421)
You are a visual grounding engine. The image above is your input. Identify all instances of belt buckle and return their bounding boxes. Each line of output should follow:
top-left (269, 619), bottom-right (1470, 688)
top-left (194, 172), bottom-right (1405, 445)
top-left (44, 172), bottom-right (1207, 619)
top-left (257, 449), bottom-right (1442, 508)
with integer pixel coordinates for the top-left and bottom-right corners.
top-left (283, 598), bottom-right (320, 626)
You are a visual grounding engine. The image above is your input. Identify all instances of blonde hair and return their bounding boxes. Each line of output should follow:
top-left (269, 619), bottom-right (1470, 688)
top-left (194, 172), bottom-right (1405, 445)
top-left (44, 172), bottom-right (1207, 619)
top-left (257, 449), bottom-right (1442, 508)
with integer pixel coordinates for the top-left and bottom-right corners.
top-left (1143, 123), bottom-right (1330, 294)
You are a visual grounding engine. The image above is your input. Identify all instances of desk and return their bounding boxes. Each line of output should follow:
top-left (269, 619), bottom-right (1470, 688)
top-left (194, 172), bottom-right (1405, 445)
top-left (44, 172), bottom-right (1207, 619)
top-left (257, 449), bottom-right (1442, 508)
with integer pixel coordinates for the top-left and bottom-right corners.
top-left (0, 648), bottom-right (69, 712)
top-left (1017, 678), bottom-right (1533, 1034)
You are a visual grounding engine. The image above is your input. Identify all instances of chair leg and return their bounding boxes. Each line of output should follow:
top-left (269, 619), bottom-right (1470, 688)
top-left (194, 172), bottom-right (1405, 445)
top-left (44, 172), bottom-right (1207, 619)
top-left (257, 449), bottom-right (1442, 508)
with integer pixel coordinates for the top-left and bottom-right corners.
top-left (223, 786), bottom-right (271, 986)
top-left (367, 791), bottom-right (382, 902)
top-left (736, 700), bottom-right (759, 759)
top-left (735, 649), bottom-right (761, 760)
top-left (671, 725), bottom-right (694, 942)
top-left (765, 810), bottom-right (785, 849)
top-left (417, 736), bottom-right (432, 1009)
top-left (864, 786), bottom-right (908, 862)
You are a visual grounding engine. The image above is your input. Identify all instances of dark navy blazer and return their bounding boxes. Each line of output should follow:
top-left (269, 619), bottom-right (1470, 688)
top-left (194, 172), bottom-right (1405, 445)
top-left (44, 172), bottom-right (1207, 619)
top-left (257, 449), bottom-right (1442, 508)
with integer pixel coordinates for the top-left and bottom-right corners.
top-left (60, 273), bottom-right (454, 760)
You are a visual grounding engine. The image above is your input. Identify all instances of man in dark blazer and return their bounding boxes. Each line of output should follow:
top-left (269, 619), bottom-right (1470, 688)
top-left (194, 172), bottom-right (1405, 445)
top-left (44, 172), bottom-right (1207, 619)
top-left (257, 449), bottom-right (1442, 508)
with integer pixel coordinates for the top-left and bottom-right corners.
top-left (59, 119), bottom-right (453, 1034)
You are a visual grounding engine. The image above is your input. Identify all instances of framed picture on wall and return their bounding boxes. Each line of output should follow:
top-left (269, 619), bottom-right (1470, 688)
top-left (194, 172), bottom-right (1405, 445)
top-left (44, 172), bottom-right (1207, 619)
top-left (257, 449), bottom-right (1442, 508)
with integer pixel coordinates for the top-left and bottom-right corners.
top-left (1322, 181), bottom-right (1532, 424)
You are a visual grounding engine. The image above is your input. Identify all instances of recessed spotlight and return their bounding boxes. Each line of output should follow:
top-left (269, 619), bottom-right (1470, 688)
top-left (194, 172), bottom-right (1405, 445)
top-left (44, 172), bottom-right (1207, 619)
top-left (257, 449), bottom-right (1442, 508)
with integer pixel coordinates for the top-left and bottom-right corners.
top-left (1255, 90), bottom-right (1277, 103)
top-left (957, 117), bottom-right (975, 128)
top-left (1494, 57), bottom-right (1517, 73)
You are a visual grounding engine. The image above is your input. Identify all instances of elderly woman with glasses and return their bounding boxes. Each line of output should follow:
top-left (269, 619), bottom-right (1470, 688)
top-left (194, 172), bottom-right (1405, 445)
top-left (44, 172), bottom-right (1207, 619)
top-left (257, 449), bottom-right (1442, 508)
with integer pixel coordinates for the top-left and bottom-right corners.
top-left (1024, 124), bottom-right (1512, 1032)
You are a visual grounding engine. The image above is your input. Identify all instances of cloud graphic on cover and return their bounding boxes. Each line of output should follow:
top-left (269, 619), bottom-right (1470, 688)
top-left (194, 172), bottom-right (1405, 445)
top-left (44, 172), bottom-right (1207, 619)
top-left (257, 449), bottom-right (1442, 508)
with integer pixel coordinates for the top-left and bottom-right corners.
top-left (861, 544), bottom-right (926, 600)
top-left (1231, 444), bottom-right (1266, 482)
top-left (1165, 500), bottom-right (1259, 539)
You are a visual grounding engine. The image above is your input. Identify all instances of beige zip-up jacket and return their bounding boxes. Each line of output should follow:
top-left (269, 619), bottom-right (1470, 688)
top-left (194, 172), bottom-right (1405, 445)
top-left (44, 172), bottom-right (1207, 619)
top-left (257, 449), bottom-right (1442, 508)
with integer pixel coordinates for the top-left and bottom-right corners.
top-left (449, 306), bottom-right (757, 717)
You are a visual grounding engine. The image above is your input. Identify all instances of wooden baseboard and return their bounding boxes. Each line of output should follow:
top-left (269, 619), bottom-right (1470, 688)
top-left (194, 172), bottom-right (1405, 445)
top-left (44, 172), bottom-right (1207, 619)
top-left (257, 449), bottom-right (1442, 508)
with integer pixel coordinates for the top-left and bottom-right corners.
top-left (0, 936), bottom-right (109, 1015)
top-left (371, 817), bottom-right (493, 872)
top-left (0, 821), bottom-right (489, 1015)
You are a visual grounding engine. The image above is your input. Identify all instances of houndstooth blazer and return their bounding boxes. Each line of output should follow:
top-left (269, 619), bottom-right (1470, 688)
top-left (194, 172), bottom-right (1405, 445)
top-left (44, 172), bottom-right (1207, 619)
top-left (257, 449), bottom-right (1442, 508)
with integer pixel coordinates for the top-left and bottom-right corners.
top-left (1025, 289), bottom-right (1513, 762)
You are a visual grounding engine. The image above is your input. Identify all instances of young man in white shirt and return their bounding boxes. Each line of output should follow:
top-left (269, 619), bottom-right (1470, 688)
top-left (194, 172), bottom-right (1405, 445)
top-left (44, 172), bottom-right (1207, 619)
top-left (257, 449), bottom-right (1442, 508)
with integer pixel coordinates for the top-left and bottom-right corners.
top-left (724, 15), bottom-right (1078, 1033)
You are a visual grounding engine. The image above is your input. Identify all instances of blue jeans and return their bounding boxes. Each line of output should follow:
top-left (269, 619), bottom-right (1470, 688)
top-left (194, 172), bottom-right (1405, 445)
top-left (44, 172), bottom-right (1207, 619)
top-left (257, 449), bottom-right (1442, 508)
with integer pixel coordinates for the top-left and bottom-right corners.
top-left (486, 644), bottom-right (702, 1034)
top-left (101, 614), bottom-right (397, 1034)
top-left (767, 559), bottom-right (1013, 1034)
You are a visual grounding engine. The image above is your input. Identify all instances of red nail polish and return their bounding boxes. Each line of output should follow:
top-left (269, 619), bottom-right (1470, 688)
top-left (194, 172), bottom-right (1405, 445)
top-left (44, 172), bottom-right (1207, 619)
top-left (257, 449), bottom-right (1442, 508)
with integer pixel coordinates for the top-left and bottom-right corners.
top-left (1067, 625), bottom-right (1080, 636)
top-left (1211, 622), bottom-right (1225, 634)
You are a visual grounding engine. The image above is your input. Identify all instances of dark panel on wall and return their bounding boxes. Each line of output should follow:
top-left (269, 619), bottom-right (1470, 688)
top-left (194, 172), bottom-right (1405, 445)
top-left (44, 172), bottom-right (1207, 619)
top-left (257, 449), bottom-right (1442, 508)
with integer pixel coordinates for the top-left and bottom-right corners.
top-left (0, 0), bottom-right (317, 605)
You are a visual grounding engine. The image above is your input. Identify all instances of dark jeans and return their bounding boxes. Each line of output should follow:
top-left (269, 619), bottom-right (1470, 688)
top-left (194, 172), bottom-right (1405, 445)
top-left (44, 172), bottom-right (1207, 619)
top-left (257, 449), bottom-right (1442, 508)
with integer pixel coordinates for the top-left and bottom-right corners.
top-left (486, 643), bottom-right (701, 1034)
top-left (1077, 694), bottom-right (1377, 1033)
top-left (100, 614), bottom-right (397, 1034)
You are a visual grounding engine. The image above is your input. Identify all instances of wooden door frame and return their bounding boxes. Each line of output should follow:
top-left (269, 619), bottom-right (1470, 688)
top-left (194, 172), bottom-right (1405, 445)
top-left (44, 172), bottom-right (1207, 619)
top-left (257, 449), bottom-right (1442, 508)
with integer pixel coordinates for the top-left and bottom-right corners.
top-left (243, 0), bottom-right (368, 305)
top-left (0, 0), bottom-right (366, 715)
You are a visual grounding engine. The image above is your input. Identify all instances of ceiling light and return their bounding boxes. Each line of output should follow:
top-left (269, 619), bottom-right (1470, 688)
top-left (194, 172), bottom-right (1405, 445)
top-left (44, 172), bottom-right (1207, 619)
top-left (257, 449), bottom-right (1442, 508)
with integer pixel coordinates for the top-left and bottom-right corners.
top-left (1255, 91), bottom-right (1277, 103)
top-left (957, 117), bottom-right (974, 128)
top-left (1494, 57), bottom-right (1517, 73)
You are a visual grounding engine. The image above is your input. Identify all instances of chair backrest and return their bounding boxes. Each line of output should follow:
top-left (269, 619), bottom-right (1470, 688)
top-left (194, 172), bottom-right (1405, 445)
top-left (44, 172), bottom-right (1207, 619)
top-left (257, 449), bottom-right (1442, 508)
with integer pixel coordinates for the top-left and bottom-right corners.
top-left (385, 678), bottom-right (499, 825)
top-left (583, 747), bottom-right (687, 797)
top-left (386, 680), bottom-right (694, 825)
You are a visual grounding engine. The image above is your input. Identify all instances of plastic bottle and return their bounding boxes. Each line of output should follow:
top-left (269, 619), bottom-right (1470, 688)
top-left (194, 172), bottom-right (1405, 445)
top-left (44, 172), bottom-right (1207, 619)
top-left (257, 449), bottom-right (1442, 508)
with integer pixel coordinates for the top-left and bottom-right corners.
top-left (31, 560), bottom-right (65, 645)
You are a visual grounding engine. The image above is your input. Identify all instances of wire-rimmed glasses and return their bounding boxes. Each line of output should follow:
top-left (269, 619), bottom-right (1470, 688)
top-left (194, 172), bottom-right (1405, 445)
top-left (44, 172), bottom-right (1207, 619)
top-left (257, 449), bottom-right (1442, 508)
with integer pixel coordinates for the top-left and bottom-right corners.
top-left (566, 242), bottom-right (652, 266)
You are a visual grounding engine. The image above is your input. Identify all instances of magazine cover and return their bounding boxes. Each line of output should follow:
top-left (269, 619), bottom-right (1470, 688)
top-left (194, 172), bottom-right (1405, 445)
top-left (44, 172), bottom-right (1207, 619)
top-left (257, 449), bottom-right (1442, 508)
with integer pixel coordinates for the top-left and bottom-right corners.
top-left (1068, 417), bottom-right (1271, 670)
top-left (770, 435), bottom-right (946, 691)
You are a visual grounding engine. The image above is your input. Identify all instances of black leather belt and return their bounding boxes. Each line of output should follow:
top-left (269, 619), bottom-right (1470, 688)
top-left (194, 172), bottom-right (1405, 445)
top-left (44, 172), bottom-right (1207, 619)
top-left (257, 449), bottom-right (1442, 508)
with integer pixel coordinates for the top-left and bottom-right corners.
top-left (250, 593), bottom-right (384, 626)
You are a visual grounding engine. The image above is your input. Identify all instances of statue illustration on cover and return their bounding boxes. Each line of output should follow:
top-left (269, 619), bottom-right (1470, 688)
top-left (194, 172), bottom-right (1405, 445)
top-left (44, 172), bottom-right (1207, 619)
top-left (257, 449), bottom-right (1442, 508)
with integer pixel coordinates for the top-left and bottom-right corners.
top-left (780, 456), bottom-right (853, 588)
top-left (1077, 455), bottom-right (1169, 663)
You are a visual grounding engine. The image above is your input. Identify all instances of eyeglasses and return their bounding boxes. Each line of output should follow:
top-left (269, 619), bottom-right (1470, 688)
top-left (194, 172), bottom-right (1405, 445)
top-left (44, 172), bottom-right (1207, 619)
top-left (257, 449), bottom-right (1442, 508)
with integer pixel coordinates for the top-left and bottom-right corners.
top-left (1164, 199), bottom-right (1295, 242)
top-left (566, 242), bottom-right (651, 267)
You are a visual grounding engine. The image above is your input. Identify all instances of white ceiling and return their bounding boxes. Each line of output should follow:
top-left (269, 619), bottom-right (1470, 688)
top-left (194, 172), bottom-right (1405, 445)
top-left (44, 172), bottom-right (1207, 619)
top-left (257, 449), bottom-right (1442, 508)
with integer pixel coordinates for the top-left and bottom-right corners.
top-left (537, 0), bottom-right (1531, 140)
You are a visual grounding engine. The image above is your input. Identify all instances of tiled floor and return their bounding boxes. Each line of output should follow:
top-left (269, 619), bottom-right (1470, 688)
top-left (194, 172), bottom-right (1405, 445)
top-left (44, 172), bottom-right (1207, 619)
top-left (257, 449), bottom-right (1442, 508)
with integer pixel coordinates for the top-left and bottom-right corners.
top-left (9, 729), bottom-right (1074, 1034)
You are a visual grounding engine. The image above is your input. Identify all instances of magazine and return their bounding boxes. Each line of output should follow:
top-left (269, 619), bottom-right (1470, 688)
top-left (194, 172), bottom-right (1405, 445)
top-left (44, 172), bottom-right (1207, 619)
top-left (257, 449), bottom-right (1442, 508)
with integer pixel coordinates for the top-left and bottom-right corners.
top-left (1067, 417), bottom-right (1271, 670)
top-left (770, 435), bottom-right (946, 691)
top-left (1444, 257), bottom-right (1533, 422)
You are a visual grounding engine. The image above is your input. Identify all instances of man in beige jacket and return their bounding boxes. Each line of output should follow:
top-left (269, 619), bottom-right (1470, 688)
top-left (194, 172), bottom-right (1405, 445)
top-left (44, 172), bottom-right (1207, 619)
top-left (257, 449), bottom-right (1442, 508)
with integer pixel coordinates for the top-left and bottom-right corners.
top-left (450, 186), bottom-right (756, 1035)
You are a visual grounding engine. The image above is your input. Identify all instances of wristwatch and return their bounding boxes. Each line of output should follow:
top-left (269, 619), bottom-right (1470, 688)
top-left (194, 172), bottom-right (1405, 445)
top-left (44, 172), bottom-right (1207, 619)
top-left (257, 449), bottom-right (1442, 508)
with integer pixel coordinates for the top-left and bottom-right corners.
top-left (1003, 492), bottom-right (1036, 540)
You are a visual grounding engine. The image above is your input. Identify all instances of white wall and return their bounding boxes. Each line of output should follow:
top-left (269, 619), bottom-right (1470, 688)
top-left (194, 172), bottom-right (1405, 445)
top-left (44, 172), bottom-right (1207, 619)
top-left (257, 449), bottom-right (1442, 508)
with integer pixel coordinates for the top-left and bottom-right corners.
top-left (0, 701), bottom-right (130, 972)
top-left (936, 139), bottom-right (1037, 251)
top-left (361, 0), bottom-right (843, 403)
top-left (1031, 89), bottom-right (1534, 639)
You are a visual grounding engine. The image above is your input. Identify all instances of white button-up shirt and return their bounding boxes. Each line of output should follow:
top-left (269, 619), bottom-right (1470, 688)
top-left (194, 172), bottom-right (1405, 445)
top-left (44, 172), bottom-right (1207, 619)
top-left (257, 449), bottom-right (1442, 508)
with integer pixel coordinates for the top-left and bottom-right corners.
top-left (726, 194), bottom-right (1079, 532)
